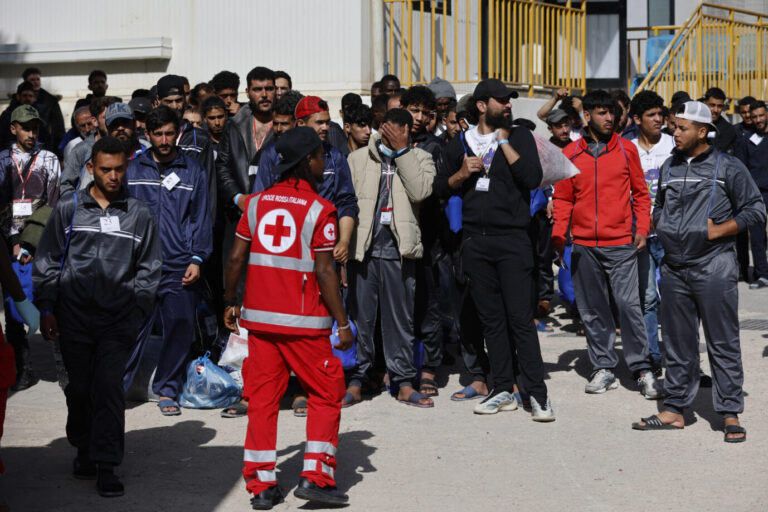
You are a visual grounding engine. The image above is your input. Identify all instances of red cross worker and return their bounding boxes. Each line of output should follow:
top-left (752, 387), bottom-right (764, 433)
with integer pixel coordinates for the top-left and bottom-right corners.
top-left (223, 127), bottom-right (353, 510)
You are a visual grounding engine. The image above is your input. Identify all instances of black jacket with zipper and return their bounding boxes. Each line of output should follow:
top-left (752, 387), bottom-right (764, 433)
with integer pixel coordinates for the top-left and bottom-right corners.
top-left (32, 184), bottom-right (162, 340)
top-left (434, 126), bottom-right (542, 234)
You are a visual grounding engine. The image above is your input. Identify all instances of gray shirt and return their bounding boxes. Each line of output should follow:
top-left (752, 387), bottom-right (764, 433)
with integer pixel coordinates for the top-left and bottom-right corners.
top-left (369, 157), bottom-right (400, 259)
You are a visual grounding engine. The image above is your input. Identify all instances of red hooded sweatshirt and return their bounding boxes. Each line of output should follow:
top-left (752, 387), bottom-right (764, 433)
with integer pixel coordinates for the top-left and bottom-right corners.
top-left (552, 133), bottom-right (651, 247)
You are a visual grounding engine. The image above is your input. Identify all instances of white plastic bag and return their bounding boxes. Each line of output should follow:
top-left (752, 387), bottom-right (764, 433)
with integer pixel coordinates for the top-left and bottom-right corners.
top-left (219, 323), bottom-right (249, 369)
top-left (532, 131), bottom-right (580, 188)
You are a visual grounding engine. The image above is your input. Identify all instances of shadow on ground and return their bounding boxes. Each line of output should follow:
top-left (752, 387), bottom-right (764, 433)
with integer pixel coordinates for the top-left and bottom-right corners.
top-left (0, 420), bottom-right (375, 512)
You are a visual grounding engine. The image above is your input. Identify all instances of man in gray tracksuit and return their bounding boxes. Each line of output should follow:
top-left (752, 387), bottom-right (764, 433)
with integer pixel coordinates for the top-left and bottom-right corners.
top-left (632, 101), bottom-right (765, 442)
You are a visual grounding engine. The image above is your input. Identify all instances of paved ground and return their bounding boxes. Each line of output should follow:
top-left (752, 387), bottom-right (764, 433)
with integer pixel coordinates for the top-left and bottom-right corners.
top-left (1, 282), bottom-right (767, 512)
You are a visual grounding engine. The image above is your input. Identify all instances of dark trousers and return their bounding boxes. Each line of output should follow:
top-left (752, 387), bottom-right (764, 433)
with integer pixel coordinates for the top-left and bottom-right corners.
top-left (748, 192), bottom-right (768, 280)
top-left (529, 210), bottom-right (555, 303)
top-left (348, 257), bottom-right (417, 385)
top-left (416, 256), bottom-right (447, 371)
top-left (126, 271), bottom-right (199, 398)
top-left (571, 244), bottom-right (652, 374)
top-left (661, 251), bottom-right (744, 415)
top-left (61, 334), bottom-right (133, 465)
top-left (461, 230), bottom-right (547, 403)
top-left (449, 248), bottom-right (489, 382)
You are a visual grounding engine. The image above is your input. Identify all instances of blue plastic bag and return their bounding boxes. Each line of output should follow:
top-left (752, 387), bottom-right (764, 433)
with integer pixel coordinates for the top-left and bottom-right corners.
top-left (3, 261), bottom-right (34, 324)
top-left (178, 351), bottom-right (240, 409)
top-left (330, 319), bottom-right (358, 370)
top-left (557, 245), bottom-right (576, 309)
top-left (445, 195), bottom-right (463, 233)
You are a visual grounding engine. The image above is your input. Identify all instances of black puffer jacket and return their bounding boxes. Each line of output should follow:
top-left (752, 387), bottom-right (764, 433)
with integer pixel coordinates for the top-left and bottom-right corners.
top-left (32, 185), bottom-right (162, 340)
top-left (654, 147), bottom-right (766, 267)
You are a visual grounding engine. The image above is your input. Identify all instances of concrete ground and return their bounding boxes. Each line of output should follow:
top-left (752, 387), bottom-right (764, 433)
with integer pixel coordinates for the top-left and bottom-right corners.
top-left (1, 282), bottom-right (767, 512)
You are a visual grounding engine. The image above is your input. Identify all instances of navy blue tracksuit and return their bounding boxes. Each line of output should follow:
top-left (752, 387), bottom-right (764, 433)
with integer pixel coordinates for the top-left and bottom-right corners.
top-left (124, 149), bottom-right (212, 398)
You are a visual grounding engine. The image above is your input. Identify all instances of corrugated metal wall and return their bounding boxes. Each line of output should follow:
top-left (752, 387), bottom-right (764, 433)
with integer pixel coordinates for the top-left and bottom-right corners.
top-left (0, 0), bottom-right (375, 115)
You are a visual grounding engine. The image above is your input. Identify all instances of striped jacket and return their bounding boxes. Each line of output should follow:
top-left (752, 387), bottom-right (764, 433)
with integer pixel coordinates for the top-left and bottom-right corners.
top-left (126, 149), bottom-right (212, 272)
top-left (32, 185), bottom-right (162, 339)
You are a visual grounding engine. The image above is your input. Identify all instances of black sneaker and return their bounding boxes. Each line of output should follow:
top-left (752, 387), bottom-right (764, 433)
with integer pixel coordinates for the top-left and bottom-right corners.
top-left (293, 477), bottom-right (348, 505)
top-left (250, 485), bottom-right (284, 510)
top-left (73, 456), bottom-right (97, 480)
top-left (749, 277), bottom-right (768, 289)
top-left (96, 469), bottom-right (124, 497)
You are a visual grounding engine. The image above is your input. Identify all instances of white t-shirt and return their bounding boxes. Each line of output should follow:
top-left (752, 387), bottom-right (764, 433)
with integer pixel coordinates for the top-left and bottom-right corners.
top-left (630, 133), bottom-right (675, 209)
top-left (464, 127), bottom-right (498, 158)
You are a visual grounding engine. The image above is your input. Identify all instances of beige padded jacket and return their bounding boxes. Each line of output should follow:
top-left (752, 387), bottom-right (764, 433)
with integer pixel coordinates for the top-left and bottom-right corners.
top-left (347, 134), bottom-right (436, 261)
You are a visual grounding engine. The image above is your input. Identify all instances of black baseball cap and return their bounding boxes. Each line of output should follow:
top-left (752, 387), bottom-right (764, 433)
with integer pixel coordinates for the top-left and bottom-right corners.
top-left (157, 75), bottom-right (185, 99)
top-left (272, 127), bottom-right (323, 176)
top-left (473, 78), bottom-right (519, 101)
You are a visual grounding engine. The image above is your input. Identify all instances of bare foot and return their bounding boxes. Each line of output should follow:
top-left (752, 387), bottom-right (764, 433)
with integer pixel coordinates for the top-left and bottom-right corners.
top-left (724, 416), bottom-right (746, 441)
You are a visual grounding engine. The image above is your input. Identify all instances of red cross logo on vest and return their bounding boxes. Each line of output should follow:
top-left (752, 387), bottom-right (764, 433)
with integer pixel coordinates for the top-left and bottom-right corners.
top-left (257, 208), bottom-right (297, 254)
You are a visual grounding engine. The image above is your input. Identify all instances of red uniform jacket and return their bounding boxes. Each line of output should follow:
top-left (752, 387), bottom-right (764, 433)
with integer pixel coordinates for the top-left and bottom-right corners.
top-left (236, 178), bottom-right (338, 336)
top-left (552, 133), bottom-right (651, 247)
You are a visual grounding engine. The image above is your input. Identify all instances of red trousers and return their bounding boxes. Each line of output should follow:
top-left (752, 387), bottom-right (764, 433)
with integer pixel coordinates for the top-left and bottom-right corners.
top-left (242, 332), bottom-right (345, 495)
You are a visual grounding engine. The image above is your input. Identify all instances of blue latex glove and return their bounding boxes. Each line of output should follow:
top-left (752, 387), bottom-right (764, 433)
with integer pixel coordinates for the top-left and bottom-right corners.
top-left (14, 298), bottom-right (40, 334)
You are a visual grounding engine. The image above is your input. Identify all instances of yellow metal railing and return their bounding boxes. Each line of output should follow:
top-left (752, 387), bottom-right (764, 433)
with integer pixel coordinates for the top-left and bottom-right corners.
top-left (633, 3), bottom-right (768, 112)
top-left (382, 0), bottom-right (586, 95)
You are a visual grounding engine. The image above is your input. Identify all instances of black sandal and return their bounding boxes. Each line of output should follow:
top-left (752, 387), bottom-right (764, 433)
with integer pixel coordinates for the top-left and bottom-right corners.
top-left (419, 378), bottom-right (439, 397)
top-left (632, 415), bottom-right (683, 430)
top-left (220, 401), bottom-right (248, 418)
top-left (724, 424), bottom-right (746, 443)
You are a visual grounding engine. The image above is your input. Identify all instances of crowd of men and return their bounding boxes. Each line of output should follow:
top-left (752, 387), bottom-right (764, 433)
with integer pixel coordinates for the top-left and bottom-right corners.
top-left (0, 65), bottom-right (765, 507)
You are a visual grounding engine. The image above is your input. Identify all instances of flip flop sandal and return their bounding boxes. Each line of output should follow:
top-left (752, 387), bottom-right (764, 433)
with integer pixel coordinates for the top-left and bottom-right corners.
top-left (341, 392), bottom-right (360, 409)
top-left (450, 385), bottom-right (488, 401)
top-left (221, 401), bottom-right (248, 418)
top-left (631, 415), bottom-right (682, 430)
top-left (419, 378), bottom-right (439, 397)
top-left (724, 424), bottom-right (747, 443)
top-left (157, 399), bottom-right (181, 417)
top-left (293, 398), bottom-right (308, 418)
top-left (536, 322), bottom-right (555, 333)
top-left (398, 390), bottom-right (434, 408)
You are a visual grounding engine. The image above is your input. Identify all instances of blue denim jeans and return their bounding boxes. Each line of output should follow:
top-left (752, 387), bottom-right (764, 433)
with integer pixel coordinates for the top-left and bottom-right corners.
top-left (638, 236), bottom-right (665, 362)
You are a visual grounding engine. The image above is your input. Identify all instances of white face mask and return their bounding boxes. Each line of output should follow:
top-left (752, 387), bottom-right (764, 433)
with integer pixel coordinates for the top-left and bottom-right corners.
top-left (378, 142), bottom-right (396, 158)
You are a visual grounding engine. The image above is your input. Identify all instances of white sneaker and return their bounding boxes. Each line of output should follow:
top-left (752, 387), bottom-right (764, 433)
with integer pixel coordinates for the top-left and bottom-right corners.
top-left (473, 390), bottom-right (518, 415)
top-left (530, 396), bottom-right (555, 422)
top-left (637, 371), bottom-right (662, 400)
top-left (585, 369), bottom-right (619, 394)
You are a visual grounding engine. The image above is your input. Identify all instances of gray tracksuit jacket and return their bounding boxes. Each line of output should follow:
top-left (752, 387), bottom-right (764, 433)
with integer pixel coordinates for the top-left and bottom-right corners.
top-left (654, 147), bottom-right (766, 267)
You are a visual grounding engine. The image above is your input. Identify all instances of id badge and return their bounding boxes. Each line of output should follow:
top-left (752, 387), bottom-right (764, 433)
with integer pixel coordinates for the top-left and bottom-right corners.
top-left (380, 210), bottom-right (393, 225)
top-left (475, 177), bottom-right (490, 192)
top-left (162, 172), bottom-right (181, 191)
top-left (12, 200), bottom-right (33, 217)
top-left (248, 165), bottom-right (258, 176)
top-left (100, 216), bottom-right (121, 233)
top-left (750, 132), bottom-right (763, 146)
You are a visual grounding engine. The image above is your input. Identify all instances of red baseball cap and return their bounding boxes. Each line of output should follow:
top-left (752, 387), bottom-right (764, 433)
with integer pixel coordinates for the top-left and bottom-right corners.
top-left (295, 96), bottom-right (328, 120)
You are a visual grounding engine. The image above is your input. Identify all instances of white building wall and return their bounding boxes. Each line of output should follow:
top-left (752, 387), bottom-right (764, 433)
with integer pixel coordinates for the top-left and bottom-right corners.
top-left (1, 0), bottom-right (378, 117)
